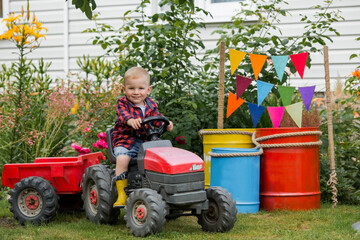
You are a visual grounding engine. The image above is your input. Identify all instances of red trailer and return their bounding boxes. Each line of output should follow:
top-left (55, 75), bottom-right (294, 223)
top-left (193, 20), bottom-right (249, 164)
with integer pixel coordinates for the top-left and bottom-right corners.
top-left (2, 152), bottom-right (105, 225)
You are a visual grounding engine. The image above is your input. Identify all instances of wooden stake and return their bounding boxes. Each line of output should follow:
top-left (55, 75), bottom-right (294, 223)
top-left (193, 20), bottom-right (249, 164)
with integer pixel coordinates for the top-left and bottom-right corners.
top-left (218, 41), bottom-right (225, 129)
top-left (323, 46), bottom-right (338, 208)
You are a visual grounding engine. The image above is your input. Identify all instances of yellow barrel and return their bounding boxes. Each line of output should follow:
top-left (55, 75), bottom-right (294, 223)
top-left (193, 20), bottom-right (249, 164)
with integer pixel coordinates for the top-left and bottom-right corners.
top-left (200, 129), bottom-right (255, 188)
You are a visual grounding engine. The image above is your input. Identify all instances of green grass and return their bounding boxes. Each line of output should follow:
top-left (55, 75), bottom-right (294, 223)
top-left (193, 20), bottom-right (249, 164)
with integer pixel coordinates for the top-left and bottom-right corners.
top-left (0, 197), bottom-right (360, 240)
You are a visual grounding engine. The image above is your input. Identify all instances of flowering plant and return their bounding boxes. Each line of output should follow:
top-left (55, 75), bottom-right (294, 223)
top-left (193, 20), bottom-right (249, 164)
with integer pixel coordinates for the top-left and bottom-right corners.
top-left (93, 132), bottom-right (108, 149)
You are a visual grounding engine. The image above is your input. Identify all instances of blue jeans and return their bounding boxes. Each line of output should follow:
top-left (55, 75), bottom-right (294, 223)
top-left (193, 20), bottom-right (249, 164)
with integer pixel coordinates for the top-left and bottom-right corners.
top-left (113, 139), bottom-right (143, 159)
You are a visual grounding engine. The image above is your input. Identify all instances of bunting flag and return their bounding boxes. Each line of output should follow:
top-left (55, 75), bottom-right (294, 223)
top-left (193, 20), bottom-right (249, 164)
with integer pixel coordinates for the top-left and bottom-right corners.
top-left (290, 52), bottom-right (308, 79)
top-left (298, 86), bottom-right (315, 112)
top-left (226, 91), bottom-right (245, 118)
top-left (277, 85), bottom-right (295, 106)
top-left (267, 107), bottom-right (285, 128)
top-left (236, 75), bottom-right (253, 99)
top-left (230, 49), bottom-right (247, 75)
top-left (285, 102), bottom-right (303, 127)
top-left (249, 53), bottom-right (267, 80)
top-left (248, 102), bottom-right (265, 127)
top-left (257, 80), bottom-right (274, 106)
top-left (271, 55), bottom-right (289, 82)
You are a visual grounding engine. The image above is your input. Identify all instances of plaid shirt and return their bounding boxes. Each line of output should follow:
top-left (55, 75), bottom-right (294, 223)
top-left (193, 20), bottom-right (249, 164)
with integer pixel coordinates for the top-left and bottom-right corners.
top-left (112, 96), bottom-right (163, 149)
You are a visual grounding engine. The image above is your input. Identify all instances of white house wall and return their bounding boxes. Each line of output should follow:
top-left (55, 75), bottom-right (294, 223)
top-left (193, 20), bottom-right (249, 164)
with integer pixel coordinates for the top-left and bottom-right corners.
top-left (0, 0), bottom-right (359, 91)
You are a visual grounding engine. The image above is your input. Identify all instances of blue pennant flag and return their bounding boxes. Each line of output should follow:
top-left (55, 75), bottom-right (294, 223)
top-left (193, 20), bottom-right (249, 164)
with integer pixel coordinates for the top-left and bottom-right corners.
top-left (257, 80), bottom-right (274, 106)
top-left (248, 102), bottom-right (265, 127)
top-left (271, 55), bottom-right (289, 82)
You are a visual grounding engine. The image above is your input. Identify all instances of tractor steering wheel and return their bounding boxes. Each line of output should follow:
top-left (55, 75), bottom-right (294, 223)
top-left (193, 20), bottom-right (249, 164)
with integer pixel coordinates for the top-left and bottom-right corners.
top-left (141, 116), bottom-right (170, 141)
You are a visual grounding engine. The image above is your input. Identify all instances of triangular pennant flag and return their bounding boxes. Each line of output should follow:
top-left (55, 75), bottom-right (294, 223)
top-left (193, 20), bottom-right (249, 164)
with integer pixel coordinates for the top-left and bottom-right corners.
top-left (298, 86), bottom-right (315, 111)
top-left (249, 53), bottom-right (267, 80)
top-left (290, 52), bottom-right (308, 79)
top-left (236, 75), bottom-right (253, 99)
top-left (226, 91), bottom-right (245, 118)
top-left (271, 55), bottom-right (289, 82)
top-left (229, 49), bottom-right (247, 75)
top-left (277, 85), bottom-right (295, 106)
top-left (285, 102), bottom-right (303, 128)
top-left (257, 80), bottom-right (274, 106)
top-left (267, 107), bottom-right (285, 128)
top-left (248, 102), bottom-right (265, 127)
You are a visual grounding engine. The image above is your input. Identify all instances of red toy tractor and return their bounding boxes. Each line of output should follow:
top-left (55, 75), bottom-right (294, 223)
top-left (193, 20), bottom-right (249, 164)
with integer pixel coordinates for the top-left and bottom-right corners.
top-left (2, 152), bottom-right (105, 225)
top-left (81, 116), bottom-right (237, 237)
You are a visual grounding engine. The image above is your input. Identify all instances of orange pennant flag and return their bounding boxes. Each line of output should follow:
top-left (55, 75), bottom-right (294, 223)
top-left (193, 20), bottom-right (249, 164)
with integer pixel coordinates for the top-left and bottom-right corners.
top-left (249, 53), bottom-right (267, 80)
top-left (229, 49), bottom-right (247, 75)
top-left (226, 91), bottom-right (245, 118)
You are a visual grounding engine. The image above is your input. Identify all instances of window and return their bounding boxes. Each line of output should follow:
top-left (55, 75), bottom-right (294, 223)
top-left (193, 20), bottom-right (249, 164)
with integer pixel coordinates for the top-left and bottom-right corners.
top-left (149, 0), bottom-right (250, 23)
top-left (211, 0), bottom-right (239, 2)
top-left (0, 0), bottom-right (9, 33)
top-left (199, 0), bottom-right (246, 22)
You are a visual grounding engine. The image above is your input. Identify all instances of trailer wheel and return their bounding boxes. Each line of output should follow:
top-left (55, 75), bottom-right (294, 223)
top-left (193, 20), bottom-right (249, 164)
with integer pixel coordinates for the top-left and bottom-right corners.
top-left (197, 187), bottom-right (237, 232)
top-left (82, 164), bottom-right (119, 224)
top-left (124, 189), bottom-right (166, 237)
top-left (9, 177), bottom-right (58, 225)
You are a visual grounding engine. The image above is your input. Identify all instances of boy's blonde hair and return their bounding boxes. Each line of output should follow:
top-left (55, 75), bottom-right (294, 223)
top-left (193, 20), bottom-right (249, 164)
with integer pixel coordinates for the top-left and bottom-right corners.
top-left (123, 67), bottom-right (150, 85)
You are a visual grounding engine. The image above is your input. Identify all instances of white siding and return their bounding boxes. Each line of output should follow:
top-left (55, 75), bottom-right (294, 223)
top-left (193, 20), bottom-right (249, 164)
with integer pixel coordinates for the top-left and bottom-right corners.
top-left (0, 0), bottom-right (359, 91)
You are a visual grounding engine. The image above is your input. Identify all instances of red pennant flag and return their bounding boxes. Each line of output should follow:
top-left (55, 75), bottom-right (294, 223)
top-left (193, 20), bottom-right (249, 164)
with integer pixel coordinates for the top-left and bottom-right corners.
top-left (227, 91), bottom-right (245, 118)
top-left (236, 75), bottom-right (252, 99)
top-left (249, 53), bottom-right (267, 80)
top-left (290, 52), bottom-right (308, 79)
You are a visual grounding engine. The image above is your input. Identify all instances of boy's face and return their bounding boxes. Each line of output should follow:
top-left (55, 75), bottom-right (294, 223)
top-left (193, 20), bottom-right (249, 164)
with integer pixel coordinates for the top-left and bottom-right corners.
top-left (122, 76), bottom-right (152, 105)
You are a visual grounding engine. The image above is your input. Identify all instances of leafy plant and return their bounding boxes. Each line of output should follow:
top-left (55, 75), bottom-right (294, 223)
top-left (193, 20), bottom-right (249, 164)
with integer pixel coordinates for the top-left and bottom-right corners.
top-left (204, 0), bottom-right (343, 128)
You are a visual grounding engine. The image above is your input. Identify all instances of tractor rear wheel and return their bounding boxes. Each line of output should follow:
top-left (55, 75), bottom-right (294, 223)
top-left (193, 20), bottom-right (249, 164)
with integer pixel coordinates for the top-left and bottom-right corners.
top-left (82, 164), bottom-right (119, 224)
top-left (9, 176), bottom-right (58, 225)
top-left (124, 189), bottom-right (166, 237)
top-left (197, 187), bottom-right (237, 232)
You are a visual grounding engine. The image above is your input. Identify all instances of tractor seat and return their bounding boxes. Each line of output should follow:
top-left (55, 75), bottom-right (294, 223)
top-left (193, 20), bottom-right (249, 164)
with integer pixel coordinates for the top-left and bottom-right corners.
top-left (106, 128), bottom-right (138, 166)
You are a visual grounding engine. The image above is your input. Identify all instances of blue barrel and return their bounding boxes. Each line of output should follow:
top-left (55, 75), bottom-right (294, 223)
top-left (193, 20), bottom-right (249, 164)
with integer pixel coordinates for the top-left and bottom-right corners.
top-left (210, 148), bottom-right (260, 214)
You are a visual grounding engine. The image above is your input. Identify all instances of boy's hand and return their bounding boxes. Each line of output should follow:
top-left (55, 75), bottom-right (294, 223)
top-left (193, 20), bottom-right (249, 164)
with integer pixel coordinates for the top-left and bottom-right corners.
top-left (167, 121), bottom-right (174, 131)
top-left (127, 118), bottom-right (142, 130)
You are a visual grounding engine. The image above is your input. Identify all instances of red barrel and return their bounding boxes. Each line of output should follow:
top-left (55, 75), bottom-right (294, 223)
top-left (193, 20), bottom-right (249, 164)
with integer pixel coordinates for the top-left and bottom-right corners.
top-left (256, 127), bottom-right (321, 211)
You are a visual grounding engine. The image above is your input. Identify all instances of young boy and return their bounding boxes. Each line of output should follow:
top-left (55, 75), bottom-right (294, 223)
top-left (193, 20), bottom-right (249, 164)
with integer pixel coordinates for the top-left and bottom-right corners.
top-left (112, 67), bottom-right (173, 207)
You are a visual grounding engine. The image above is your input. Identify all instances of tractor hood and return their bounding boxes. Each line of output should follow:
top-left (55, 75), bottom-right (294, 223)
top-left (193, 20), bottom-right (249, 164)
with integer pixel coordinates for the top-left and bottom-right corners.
top-left (144, 147), bottom-right (204, 174)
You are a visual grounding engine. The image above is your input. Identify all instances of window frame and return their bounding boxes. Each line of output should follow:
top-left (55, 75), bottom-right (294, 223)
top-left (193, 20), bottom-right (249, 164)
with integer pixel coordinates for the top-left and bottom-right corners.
top-left (149, 0), bottom-right (254, 23)
top-left (0, 0), bottom-right (9, 33)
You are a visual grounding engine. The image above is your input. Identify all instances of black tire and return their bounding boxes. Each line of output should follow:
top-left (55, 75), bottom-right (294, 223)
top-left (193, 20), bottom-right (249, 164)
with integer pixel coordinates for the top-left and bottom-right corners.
top-left (197, 187), bottom-right (237, 232)
top-left (8, 177), bottom-right (58, 225)
top-left (124, 189), bottom-right (166, 237)
top-left (82, 164), bottom-right (120, 224)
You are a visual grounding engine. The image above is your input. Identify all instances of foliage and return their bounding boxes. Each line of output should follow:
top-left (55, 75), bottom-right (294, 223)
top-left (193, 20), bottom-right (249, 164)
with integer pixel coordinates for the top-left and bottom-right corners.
top-left (70, 0), bottom-right (97, 19)
top-left (320, 51), bottom-right (360, 204)
top-left (204, 0), bottom-right (343, 128)
top-left (85, 0), bottom-right (214, 154)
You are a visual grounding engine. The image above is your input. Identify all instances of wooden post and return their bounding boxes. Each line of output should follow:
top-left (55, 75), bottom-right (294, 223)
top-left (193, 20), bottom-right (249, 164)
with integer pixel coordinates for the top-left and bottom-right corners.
top-left (218, 41), bottom-right (226, 129)
top-left (323, 46), bottom-right (338, 208)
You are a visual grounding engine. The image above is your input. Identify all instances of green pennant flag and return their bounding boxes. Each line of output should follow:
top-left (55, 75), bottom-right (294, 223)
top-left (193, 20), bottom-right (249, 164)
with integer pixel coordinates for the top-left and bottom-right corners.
top-left (277, 85), bottom-right (295, 106)
top-left (285, 102), bottom-right (303, 128)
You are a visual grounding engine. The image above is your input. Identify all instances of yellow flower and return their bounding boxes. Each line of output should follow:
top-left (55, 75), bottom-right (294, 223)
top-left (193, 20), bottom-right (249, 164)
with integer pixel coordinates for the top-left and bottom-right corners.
top-left (86, 101), bottom-right (90, 111)
top-left (71, 107), bottom-right (78, 115)
top-left (352, 69), bottom-right (360, 79)
top-left (2, 13), bottom-right (22, 23)
top-left (0, 29), bottom-right (15, 40)
top-left (312, 98), bottom-right (325, 107)
top-left (354, 111), bottom-right (360, 119)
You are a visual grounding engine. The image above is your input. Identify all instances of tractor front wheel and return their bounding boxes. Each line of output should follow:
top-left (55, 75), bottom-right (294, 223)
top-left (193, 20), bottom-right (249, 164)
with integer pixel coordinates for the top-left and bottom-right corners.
top-left (9, 177), bottom-right (58, 225)
top-left (82, 164), bottom-right (119, 224)
top-left (197, 187), bottom-right (237, 232)
top-left (124, 189), bottom-right (166, 237)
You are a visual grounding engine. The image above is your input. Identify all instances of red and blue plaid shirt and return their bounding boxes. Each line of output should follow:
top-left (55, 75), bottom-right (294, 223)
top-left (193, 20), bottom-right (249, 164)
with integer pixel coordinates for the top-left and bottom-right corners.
top-left (112, 96), bottom-right (163, 149)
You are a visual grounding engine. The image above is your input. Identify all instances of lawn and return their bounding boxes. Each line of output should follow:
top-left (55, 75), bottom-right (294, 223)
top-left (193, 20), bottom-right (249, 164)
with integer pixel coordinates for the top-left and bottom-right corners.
top-left (0, 196), bottom-right (359, 240)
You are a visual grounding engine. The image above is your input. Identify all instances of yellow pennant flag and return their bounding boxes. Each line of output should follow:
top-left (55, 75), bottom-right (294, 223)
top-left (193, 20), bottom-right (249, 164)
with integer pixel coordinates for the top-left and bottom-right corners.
top-left (229, 49), bottom-right (247, 75)
top-left (249, 53), bottom-right (267, 80)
